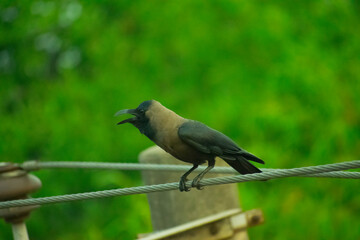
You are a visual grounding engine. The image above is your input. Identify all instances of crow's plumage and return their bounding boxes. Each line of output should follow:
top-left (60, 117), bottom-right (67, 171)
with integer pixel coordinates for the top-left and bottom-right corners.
top-left (115, 100), bottom-right (264, 191)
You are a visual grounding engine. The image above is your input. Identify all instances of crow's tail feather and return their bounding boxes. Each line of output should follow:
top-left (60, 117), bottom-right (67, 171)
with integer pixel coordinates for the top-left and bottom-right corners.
top-left (223, 157), bottom-right (262, 174)
top-left (240, 151), bottom-right (264, 164)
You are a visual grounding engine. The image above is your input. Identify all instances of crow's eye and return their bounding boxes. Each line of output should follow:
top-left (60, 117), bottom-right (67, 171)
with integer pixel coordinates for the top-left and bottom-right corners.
top-left (139, 109), bottom-right (145, 114)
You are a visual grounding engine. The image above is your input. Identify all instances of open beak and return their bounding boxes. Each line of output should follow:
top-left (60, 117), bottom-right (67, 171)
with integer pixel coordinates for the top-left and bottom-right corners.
top-left (114, 109), bottom-right (137, 125)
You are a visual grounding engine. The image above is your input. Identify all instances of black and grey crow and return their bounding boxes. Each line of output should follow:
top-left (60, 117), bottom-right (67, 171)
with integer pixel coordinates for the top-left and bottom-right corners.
top-left (115, 100), bottom-right (264, 191)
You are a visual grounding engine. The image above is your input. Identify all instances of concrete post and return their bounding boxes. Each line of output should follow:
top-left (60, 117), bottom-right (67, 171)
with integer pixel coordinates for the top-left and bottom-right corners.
top-left (139, 146), bottom-right (251, 239)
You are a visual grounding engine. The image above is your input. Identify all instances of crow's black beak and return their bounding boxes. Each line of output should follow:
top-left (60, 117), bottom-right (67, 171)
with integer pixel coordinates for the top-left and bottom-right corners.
top-left (114, 109), bottom-right (137, 125)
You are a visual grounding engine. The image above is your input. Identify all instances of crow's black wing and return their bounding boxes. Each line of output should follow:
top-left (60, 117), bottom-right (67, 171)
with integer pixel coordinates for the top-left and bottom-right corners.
top-left (178, 120), bottom-right (264, 164)
top-left (178, 120), bottom-right (264, 174)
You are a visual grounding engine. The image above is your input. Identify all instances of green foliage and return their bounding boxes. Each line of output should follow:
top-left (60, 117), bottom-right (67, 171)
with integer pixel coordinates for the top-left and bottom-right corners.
top-left (1, 0), bottom-right (359, 239)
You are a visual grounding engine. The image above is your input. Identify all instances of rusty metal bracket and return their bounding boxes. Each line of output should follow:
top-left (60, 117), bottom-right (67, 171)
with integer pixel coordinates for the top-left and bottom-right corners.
top-left (138, 208), bottom-right (264, 240)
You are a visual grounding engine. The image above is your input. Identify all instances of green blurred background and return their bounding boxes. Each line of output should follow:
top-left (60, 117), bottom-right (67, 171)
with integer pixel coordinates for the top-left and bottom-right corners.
top-left (1, 0), bottom-right (360, 239)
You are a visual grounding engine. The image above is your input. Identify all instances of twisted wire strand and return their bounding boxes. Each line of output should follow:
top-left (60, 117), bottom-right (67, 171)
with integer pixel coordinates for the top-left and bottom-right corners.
top-left (0, 160), bottom-right (359, 209)
top-left (21, 160), bottom-right (360, 178)
top-left (21, 161), bottom-right (236, 173)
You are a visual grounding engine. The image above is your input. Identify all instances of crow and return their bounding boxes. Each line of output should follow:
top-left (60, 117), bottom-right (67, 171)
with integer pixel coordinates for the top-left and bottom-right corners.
top-left (115, 100), bottom-right (264, 191)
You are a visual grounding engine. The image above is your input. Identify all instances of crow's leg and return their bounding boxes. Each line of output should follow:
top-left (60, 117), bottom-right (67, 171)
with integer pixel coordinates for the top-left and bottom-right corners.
top-left (179, 164), bottom-right (198, 192)
top-left (191, 158), bottom-right (215, 190)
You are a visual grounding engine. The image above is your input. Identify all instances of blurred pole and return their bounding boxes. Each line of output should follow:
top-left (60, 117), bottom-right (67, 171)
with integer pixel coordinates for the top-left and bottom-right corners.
top-left (11, 222), bottom-right (29, 240)
top-left (139, 146), bottom-right (258, 240)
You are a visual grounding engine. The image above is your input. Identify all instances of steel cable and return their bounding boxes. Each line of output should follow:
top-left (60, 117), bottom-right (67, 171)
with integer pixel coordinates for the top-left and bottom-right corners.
top-left (0, 160), bottom-right (359, 209)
